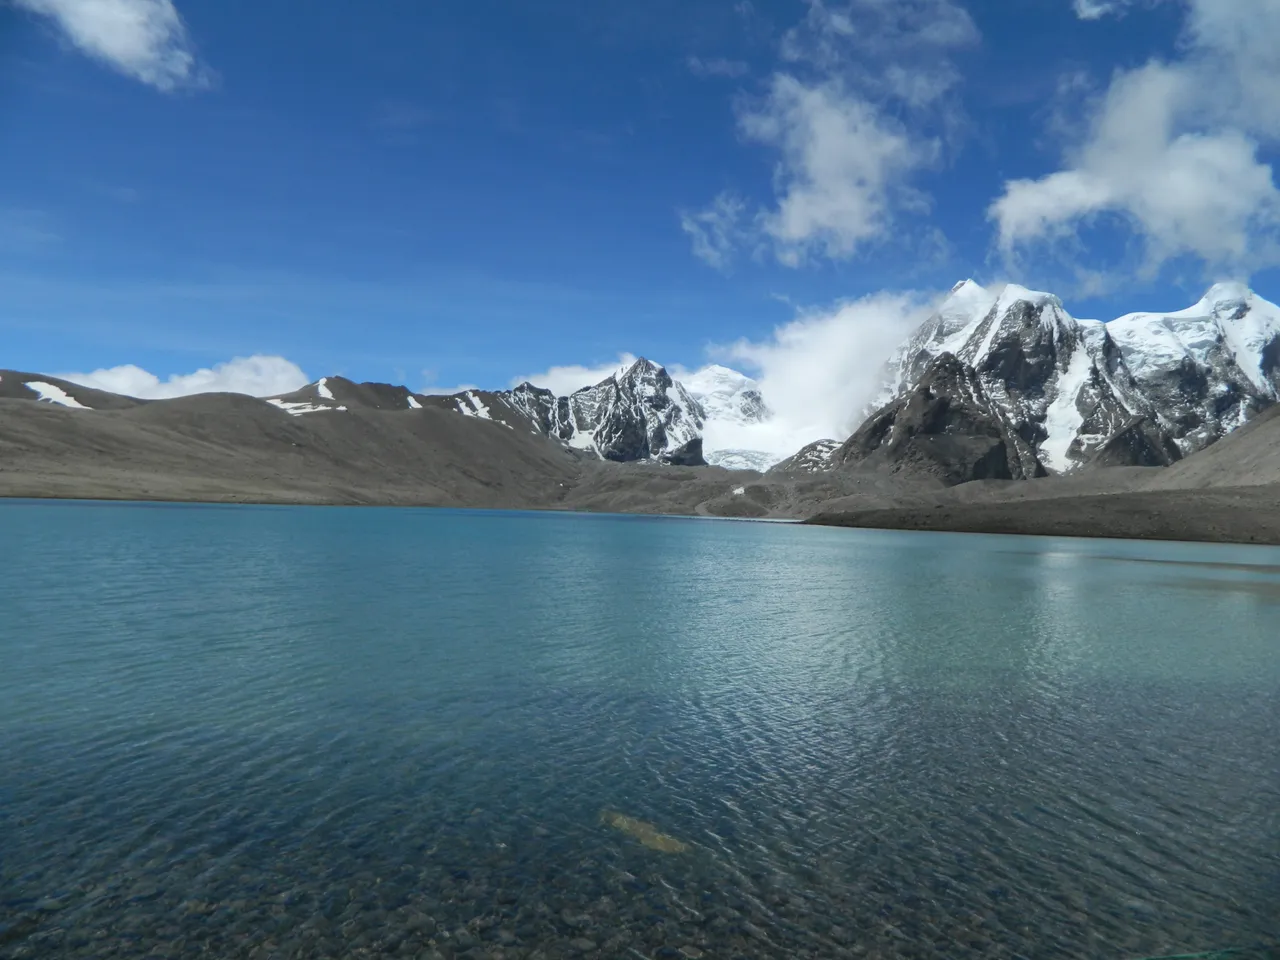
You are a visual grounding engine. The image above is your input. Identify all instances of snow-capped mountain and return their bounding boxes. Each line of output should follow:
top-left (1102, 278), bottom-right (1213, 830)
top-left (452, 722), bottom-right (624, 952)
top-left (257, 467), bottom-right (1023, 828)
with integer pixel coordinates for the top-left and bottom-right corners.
top-left (423, 359), bottom-right (709, 464)
top-left (676, 364), bottom-right (774, 470)
top-left (850, 280), bottom-right (1280, 479)
top-left (871, 281), bottom-right (1150, 474)
top-left (518, 358), bottom-right (708, 463)
top-left (445, 359), bottom-right (775, 468)
top-left (679, 364), bottom-right (769, 424)
top-left (1106, 282), bottom-right (1280, 452)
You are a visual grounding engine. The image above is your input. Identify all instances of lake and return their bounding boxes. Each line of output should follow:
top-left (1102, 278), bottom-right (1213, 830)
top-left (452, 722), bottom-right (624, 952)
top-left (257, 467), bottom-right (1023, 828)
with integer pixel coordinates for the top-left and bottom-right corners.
top-left (1, 500), bottom-right (1277, 959)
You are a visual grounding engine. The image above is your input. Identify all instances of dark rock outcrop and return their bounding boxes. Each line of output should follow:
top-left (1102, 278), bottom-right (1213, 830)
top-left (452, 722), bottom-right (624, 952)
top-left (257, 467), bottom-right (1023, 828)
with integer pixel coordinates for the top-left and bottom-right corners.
top-left (1089, 417), bottom-right (1183, 468)
top-left (834, 354), bottom-right (1047, 485)
top-left (658, 437), bottom-right (707, 467)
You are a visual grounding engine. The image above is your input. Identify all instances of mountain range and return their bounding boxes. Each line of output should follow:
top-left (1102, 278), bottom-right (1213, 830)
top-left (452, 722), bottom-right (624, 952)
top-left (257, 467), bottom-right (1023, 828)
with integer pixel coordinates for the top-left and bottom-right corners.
top-left (245, 280), bottom-right (1280, 481)
top-left (837, 280), bottom-right (1280, 480)
top-left (7, 282), bottom-right (1279, 482)
top-left (4, 280), bottom-right (1280, 542)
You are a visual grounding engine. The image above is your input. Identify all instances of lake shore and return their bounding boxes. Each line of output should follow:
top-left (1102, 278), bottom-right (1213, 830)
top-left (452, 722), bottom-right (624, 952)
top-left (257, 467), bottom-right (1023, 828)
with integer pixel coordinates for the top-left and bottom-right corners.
top-left (6, 478), bottom-right (1280, 545)
top-left (806, 485), bottom-right (1280, 545)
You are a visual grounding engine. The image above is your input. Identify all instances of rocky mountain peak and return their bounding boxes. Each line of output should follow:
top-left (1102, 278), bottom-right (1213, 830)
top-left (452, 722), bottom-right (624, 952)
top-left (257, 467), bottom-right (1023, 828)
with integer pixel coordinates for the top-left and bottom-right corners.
top-left (948, 278), bottom-right (983, 296)
top-left (617, 357), bottom-right (666, 382)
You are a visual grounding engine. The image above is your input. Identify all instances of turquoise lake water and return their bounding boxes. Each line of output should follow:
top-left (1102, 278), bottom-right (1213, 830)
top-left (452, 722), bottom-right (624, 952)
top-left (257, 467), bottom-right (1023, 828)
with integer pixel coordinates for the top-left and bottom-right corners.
top-left (1, 500), bottom-right (1278, 959)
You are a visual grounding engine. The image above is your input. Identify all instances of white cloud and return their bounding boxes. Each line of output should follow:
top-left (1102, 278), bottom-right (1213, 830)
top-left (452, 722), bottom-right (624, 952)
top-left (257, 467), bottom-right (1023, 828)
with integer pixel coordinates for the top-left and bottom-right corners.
top-left (511, 353), bottom-right (638, 397)
top-left (694, 290), bottom-right (936, 459)
top-left (781, 0), bottom-right (978, 77)
top-left (58, 355), bottom-right (309, 399)
top-left (680, 192), bottom-right (746, 270)
top-left (992, 0), bottom-right (1280, 280)
top-left (1072, 0), bottom-right (1122, 18)
top-left (739, 75), bottom-right (924, 266)
top-left (687, 56), bottom-right (748, 78)
top-left (14, 0), bottom-right (206, 91)
top-left (684, 0), bottom-right (977, 269)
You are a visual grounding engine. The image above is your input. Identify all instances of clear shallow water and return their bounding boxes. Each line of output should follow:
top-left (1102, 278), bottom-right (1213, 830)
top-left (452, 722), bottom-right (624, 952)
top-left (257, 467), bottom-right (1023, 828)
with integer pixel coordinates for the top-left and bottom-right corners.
top-left (1, 501), bottom-right (1278, 960)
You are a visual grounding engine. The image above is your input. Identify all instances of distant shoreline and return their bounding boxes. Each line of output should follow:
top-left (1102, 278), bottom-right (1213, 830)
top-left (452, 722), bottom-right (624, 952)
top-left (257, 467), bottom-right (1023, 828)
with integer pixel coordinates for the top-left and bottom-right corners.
top-left (7, 486), bottom-right (1280, 547)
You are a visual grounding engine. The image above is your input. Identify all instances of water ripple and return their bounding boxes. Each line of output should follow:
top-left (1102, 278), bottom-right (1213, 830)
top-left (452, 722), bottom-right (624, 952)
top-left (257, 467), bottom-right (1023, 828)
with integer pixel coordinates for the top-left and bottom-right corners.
top-left (1, 503), bottom-right (1278, 959)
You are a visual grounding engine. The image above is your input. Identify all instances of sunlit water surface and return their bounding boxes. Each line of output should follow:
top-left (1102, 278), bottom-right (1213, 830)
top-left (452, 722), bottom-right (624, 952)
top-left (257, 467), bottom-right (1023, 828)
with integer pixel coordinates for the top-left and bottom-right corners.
top-left (2, 500), bottom-right (1278, 960)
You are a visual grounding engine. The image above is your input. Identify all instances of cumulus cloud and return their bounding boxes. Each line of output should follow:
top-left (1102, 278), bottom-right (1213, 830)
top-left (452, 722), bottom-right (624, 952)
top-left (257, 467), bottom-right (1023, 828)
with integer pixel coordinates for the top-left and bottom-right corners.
top-left (58, 355), bottom-right (309, 399)
top-left (511, 353), bottom-right (638, 397)
top-left (14, 0), bottom-right (206, 91)
top-left (684, 0), bottom-right (978, 269)
top-left (739, 75), bottom-right (924, 266)
top-left (991, 0), bottom-right (1280, 280)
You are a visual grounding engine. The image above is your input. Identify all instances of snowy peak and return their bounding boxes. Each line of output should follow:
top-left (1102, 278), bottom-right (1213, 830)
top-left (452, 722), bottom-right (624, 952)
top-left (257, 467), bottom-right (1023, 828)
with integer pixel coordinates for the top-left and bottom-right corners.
top-left (1107, 284), bottom-right (1280, 451)
top-left (678, 364), bottom-right (770, 426)
top-left (431, 359), bottom-right (710, 464)
top-left (568, 359), bottom-right (706, 463)
top-left (948, 278), bottom-right (984, 297)
top-left (1200, 281), bottom-right (1252, 312)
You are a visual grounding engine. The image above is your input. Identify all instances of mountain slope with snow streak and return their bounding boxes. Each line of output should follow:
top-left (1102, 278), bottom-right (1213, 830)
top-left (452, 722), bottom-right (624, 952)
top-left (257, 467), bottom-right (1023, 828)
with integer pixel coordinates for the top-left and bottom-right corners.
top-left (865, 281), bottom-right (1157, 474)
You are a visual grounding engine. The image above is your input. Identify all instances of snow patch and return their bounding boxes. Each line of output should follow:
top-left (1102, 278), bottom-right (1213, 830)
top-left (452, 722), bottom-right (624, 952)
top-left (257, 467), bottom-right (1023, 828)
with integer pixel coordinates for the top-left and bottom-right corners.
top-left (406, 395), bottom-right (422, 410)
top-left (704, 448), bottom-right (779, 471)
top-left (1039, 344), bottom-right (1092, 472)
top-left (316, 377), bottom-right (334, 400)
top-left (465, 392), bottom-right (493, 419)
top-left (269, 399), bottom-right (347, 415)
top-left (25, 381), bottom-right (89, 409)
top-left (732, 486), bottom-right (746, 496)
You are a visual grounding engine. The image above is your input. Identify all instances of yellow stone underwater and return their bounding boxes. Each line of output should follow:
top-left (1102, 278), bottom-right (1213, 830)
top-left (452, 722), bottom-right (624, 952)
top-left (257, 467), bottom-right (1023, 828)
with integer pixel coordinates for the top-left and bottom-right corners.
top-left (600, 810), bottom-right (689, 853)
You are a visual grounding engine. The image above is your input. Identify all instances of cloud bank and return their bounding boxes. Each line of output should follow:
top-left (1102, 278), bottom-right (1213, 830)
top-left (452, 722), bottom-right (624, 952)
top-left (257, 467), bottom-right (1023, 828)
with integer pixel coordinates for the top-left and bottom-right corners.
top-left (14, 0), bottom-right (207, 91)
top-left (58, 355), bottom-right (309, 399)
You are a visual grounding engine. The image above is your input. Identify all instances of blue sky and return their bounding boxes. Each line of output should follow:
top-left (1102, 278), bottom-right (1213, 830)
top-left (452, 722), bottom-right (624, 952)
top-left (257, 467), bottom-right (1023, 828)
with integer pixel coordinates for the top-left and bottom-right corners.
top-left (2, 0), bottom-right (1279, 399)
